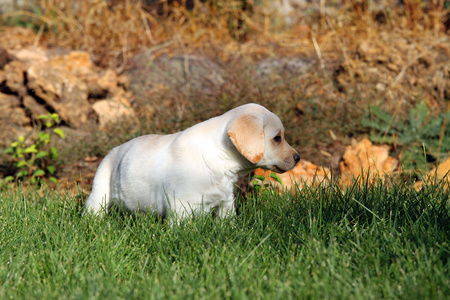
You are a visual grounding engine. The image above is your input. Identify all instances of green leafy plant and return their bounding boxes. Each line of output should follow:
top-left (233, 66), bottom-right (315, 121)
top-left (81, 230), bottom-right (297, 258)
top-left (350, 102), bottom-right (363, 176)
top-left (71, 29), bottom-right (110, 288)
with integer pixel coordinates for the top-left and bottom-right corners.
top-left (363, 101), bottom-right (450, 171)
top-left (3, 5), bottom-right (45, 30)
top-left (4, 113), bottom-right (65, 184)
top-left (251, 172), bottom-right (283, 195)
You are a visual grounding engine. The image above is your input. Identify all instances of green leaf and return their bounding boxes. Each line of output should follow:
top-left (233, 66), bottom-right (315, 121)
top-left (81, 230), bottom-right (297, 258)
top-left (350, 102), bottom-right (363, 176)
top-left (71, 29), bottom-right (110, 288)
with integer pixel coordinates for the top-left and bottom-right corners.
top-left (270, 172), bottom-right (283, 185)
top-left (32, 6), bottom-right (42, 16)
top-left (37, 114), bottom-right (49, 120)
top-left (49, 147), bottom-right (59, 159)
top-left (252, 175), bottom-right (266, 181)
top-left (35, 151), bottom-right (49, 160)
top-left (398, 135), bottom-right (416, 145)
top-left (24, 145), bottom-right (38, 153)
top-left (15, 160), bottom-right (27, 168)
top-left (38, 132), bottom-right (51, 143)
top-left (49, 177), bottom-right (58, 183)
top-left (4, 147), bottom-right (14, 154)
top-left (439, 137), bottom-right (450, 152)
top-left (4, 176), bottom-right (14, 182)
top-left (50, 113), bottom-right (60, 123)
top-left (47, 165), bottom-right (55, 175)
top-left (17, 170), bottom-right (28, 178)
top-left (10, 142), bottom-right (19, 147)
top-left (252, 181), bottom-right (261, 191)
top-left (371, 106), bottom-right (394, 125)
top-left (410, 101), bottom-right (429, 125)
top-left (53, 128), bottom-right (65, 139)
top-left (18, 135), bottom-right (25, 143)
top-left (32, 169), bottom-right (46, 177)
top-left (368, 133), bottom-right (393, 145)
top-left (45, 121), bottom-right (52, 128)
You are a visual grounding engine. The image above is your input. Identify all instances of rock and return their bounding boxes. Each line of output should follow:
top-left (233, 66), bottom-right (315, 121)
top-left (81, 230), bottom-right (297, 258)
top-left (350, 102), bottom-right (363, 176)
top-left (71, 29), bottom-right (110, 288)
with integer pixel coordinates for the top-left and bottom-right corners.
top-left (9, 47), bottom-right (49, 63)
top-left (2, 49), bottom-right (131, 129)
top-left (0, 93), bottom-right (30, 126)
top-left (256, 57), bottom-right (314, 77)
top-left (87, 69), bottom-right (132, 102)
top-left (97, 69), bottom-right (119, 91)
top-left (0, 92), bottom-right (21, 109)
top-left (23, 95), bottom-right (49, 119)
top-left (48, 51), bottom-right (93, 79)
top-left (128, 53), bottom-right (226, 99)
top-left (340, 138), bottom-right (398, 185)
top-left (45, 50), bottom-right (132, 101)
top-left (0, 47), bottom-right (12, 68)
top-left (253, 160), bottom-right (331, 193)
top-left (3, 107), bottom-right (30, 126)
top-left (92, 99), bottom-right (135, 129)
top-left (269, 0), bottom-right (396, 25)
top-left (414, 156), bottom-right (450, 190)
top-left (3, 60), bottom-right (28, 96)
top-left (27, 62), bottom-right (92, 128)
top-left (88, 69), bottom-right (125, 98)
top-left (117, 74), bottom-right (130, 89)
top-left (0, 46), bottom-right (135, 133)
top-left (0, 125), bottom-right (33, 148)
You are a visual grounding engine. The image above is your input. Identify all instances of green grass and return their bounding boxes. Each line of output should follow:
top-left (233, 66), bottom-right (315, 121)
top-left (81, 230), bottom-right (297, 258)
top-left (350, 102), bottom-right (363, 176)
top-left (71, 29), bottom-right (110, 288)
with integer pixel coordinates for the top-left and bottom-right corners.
top-left (0, 180), bottom-right (449, 299)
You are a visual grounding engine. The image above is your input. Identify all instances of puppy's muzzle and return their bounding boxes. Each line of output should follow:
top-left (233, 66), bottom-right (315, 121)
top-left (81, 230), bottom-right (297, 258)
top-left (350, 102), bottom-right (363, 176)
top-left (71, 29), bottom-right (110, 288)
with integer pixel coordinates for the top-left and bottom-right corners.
top-left (273, 152), bottom-right (301, 173)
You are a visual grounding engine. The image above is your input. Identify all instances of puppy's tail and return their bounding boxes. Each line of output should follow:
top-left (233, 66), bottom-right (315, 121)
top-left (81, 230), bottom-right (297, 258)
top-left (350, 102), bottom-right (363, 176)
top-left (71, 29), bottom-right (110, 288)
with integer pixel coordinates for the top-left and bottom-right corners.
top-left (83, 148), bottom-right (118, 216)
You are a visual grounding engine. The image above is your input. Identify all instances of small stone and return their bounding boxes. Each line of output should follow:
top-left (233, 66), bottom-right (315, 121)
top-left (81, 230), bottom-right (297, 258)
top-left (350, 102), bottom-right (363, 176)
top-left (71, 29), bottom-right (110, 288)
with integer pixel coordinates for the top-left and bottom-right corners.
top-left (10, 47), bottom-right (49, 63)
top-left (0, 93), bottom-right (30, 126)
top-left (0, 47), bottom-right (12, 68)
top-left (340, 138), bottom-right (397, 185)
top-left (92, 99), bottom-right (135, 129)
top-left (27, 62), bottom-right (91, 128)
top-left (0, 92), bottom-right (20, 109)
top-left (23, 95), bottom-right (49, 118)
top-left (4, 60), bottom-right (28, 96)
top-left (253, 160), bottom-right (331, 193)
top-left (415, 156), bottom-right (450, 190)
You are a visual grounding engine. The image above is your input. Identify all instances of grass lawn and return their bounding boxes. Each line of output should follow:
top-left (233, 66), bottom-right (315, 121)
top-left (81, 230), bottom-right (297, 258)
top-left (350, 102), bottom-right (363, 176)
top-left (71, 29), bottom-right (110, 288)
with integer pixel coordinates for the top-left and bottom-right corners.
top-left (0, 180), bottom-right (449, 299)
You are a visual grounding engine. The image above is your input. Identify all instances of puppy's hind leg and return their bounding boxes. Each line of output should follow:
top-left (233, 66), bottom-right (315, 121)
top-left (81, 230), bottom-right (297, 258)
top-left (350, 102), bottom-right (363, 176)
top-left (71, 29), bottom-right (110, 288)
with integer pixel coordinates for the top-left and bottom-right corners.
top-left (216, 200), bottom-right (236, 219)
top-left (83, 150), bottom-right (117, 216)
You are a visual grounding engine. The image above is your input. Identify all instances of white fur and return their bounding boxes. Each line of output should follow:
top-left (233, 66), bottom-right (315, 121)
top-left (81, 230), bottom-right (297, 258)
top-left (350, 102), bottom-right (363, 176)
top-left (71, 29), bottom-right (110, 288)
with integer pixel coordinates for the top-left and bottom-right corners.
top-left (84, 103), bottom-right (300, 220)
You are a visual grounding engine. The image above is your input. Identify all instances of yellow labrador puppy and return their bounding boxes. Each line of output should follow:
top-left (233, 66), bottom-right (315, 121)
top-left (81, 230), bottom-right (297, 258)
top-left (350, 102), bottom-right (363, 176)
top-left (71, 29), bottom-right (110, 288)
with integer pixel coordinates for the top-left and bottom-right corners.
top-left (84, 103), bottom-right (300, 219)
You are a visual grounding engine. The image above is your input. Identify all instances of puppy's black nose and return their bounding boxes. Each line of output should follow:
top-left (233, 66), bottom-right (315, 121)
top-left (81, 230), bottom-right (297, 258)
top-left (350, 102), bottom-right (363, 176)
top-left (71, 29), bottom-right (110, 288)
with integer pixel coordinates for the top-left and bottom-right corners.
top-left (293, 153), bottom-right (300, 164)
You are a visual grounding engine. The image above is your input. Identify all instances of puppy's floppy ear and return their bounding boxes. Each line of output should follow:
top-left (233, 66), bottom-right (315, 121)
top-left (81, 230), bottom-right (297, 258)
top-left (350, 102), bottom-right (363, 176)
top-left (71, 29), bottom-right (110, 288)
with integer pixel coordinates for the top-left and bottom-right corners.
top-left (227, 114), bottom-right (265, 163)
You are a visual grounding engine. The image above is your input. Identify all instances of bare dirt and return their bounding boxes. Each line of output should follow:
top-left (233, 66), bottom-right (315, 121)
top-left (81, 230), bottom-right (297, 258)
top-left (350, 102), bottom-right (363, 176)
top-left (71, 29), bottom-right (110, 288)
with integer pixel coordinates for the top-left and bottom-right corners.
top-left (0, 2), bottom-right (449, 193)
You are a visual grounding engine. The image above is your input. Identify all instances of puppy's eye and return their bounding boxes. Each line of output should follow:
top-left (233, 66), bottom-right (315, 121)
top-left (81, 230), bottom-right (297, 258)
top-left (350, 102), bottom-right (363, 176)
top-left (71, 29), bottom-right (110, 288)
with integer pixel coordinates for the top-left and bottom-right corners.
top-left (273, 135), bottom-right (282, 143)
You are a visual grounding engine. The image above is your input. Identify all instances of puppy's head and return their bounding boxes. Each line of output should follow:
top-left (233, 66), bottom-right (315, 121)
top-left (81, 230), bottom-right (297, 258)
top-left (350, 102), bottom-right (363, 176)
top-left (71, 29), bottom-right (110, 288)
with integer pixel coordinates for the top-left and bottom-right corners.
top-left (227, 104), bottom-right (300, 173)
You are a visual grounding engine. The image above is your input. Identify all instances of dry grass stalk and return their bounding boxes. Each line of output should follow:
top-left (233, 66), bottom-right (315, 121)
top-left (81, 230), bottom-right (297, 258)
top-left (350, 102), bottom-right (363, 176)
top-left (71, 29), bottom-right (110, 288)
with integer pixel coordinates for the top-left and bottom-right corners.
top-left (0, 0), bottom-right (438, 68)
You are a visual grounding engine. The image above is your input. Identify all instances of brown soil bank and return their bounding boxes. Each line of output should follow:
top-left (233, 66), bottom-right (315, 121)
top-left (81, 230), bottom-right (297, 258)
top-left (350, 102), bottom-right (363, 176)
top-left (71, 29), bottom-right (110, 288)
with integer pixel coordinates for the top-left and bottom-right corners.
top-left (0, 1), bottom-right (448, 190)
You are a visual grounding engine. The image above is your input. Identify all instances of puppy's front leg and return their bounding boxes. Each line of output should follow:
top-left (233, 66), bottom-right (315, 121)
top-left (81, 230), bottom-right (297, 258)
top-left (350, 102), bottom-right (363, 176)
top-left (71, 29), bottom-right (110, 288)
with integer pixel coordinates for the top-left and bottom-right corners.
top-left (169, 199), bottom-right (199, 222)
top-left (216, 201), bottom-right (236, 219)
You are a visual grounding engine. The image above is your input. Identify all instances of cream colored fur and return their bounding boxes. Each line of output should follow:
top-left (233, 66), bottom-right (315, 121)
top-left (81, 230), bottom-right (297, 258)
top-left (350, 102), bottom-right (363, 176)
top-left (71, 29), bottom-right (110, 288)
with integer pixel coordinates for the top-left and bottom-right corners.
top-left (84, 103), bottom-right (300, 220)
